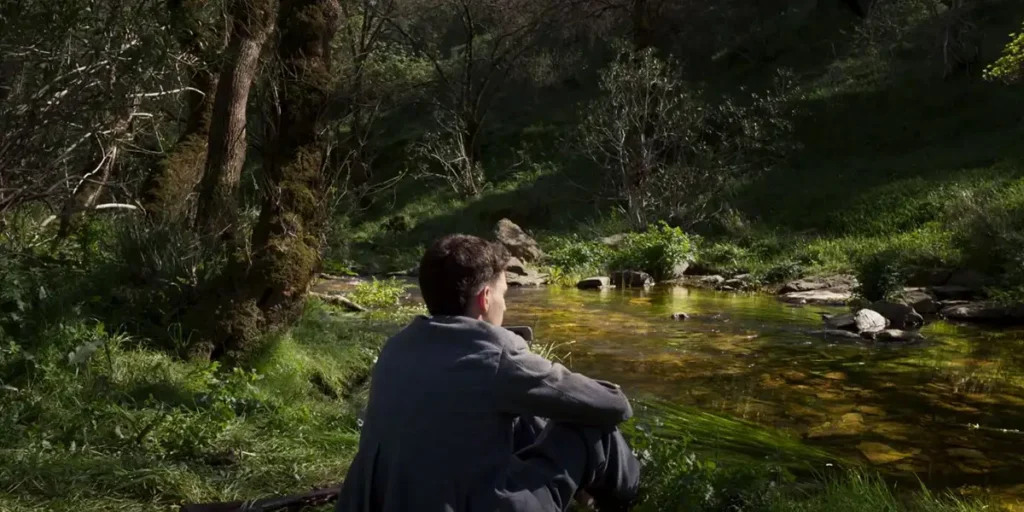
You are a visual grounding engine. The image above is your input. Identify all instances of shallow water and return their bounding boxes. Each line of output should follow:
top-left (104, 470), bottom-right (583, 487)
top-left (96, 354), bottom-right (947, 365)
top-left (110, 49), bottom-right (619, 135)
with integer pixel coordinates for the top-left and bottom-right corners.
top-left (502, 286), bottom-right (1024, 504)
top-left (314, 277), bottom-right (1024, 504)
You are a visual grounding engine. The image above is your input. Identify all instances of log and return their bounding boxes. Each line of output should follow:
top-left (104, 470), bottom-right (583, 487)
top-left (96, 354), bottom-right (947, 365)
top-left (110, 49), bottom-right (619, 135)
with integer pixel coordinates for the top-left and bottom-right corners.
top-left (181, 485), bottom-right (341, 512)
top-left (309, 292), bottom-right (366, 312)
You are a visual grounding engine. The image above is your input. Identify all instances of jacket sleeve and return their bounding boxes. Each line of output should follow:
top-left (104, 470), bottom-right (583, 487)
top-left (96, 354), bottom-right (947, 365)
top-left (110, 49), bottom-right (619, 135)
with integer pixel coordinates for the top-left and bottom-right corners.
top-left (493, 342), bottom-right (632, 426)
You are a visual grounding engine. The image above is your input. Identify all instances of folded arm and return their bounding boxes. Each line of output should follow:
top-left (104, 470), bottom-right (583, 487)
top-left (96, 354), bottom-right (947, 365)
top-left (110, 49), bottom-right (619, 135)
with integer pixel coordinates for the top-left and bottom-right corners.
top-left (493, 343), bottom-right (632, 426)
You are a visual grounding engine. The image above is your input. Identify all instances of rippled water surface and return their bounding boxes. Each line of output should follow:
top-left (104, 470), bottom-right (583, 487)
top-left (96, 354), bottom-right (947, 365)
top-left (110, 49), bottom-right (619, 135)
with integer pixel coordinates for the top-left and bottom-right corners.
top-left (316, 278), bottom-right (1024, 505)
top-left (502, 285), bottom-right (1024, 505)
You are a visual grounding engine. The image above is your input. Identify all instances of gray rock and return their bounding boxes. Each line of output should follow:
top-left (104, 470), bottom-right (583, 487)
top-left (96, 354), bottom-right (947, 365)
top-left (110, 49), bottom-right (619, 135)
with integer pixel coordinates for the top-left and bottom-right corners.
top-left (824, 313), bottom-right (856, 331)
top-left (874, 330), bottom-right (926, 343)
top-left (577, 277), bottom-right (611, 290)
top-left (855, 309), bottom-right (888, 333)
top-left (780, 275), bottom-right (858, 294)
top-left (671, 261), bottom-right (690, 279)
top-left (782, 290), bottom-right (852, 306)
top-left (506, 256), bottom-right (528, 276)
top-left (899, 288), bottom-right (939, 315)
top-left (929, 285), bottom-right (978, 301)
top-left (601, 233), bottom-right (628, 247)
top-left (733, 274), bottom-right (752, 281)
top-left (507, 267), bottom-right (548, 287)
top-left (612, 270), bottom-right (655, 288)
top-left (494, 219), bottom-right (544, 263)
top-left (810, 329), bottom-right (864, 341)
top-left (724, 278), bottom-right (747, 289)
top-left (698, 275), bottom-right (726, 286)
top-left (671, 312), bottom-right (690, 321)
top-left (941, 302), bottom-right (1024, 324)
top-left (869, 301), bottom-right (924, 330)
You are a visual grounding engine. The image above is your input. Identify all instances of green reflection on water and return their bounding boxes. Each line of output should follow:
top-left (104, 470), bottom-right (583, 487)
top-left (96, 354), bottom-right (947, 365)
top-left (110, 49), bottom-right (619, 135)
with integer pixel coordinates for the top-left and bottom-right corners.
top-left (504, 285), bottom-right (1024, 502)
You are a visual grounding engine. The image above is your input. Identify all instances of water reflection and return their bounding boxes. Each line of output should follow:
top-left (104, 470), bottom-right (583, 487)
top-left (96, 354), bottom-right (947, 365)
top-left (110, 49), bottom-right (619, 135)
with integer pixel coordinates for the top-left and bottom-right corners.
top-left (503, 285), bottom-right (1024, 503)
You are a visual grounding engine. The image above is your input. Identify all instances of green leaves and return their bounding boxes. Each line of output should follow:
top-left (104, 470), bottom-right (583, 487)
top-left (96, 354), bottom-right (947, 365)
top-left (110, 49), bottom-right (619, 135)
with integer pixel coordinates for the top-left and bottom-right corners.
top-left (984, 24), bottom-right (1024, 84)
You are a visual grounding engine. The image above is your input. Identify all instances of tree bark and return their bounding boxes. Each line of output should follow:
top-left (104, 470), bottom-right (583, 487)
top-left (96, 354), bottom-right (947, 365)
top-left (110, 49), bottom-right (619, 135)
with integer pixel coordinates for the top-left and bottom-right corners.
top-left (195, 0), bottom-right (276, 239)
top-left (188, 0), bottom-right (342, 362)
top-left (631, 0), bottom-right (652, 50)
top-left (140, 0), bottom-right (224, 219)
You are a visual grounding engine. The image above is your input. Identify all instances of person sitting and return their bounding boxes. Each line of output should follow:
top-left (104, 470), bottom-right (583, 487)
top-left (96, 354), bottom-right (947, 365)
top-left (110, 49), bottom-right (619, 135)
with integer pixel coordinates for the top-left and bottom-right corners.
top-left (337, 234), bottom-right (641, 511)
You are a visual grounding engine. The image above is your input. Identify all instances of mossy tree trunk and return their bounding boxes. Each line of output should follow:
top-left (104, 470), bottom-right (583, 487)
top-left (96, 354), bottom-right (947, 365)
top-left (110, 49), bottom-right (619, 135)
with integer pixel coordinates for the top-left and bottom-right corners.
top-left (140, 0), bottom-right (225, 220)
top-left (187, 0), bottom-right (341, 362)
top-left (195, 0), bottom-right (276, 239)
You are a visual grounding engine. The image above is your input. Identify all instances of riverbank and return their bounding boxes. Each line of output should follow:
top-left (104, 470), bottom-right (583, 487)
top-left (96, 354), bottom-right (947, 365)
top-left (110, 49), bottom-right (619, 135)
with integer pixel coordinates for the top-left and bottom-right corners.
top-left (0, 276), bottom-right (1003, 511)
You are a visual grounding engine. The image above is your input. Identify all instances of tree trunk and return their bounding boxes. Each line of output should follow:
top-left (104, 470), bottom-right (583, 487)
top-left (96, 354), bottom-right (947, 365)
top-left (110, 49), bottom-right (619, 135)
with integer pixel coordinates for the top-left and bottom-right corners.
top-left (140, 0), bottom-right (224, 219)
top-left (187, 0), bottom-right (342, 362)
top-left (631, 0), bottom-right (653, 51)
top-left (195, 0), bottom-right (276, 240)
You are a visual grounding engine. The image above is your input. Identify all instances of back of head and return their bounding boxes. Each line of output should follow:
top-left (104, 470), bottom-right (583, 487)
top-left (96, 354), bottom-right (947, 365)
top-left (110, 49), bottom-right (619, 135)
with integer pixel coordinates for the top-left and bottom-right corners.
top-left (418, 234), bottom-right (510, 316)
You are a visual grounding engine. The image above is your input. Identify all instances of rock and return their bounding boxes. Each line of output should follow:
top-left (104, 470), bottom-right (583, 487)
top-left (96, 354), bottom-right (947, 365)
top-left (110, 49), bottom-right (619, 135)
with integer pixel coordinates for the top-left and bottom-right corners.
top-left (494, 219), bottom-right (543, 263)
top-left (823, 313), bottom-right (856, 331)
top-left (855, 309), bottom-right (888, 333)
top-left (869, 301), bottom-right (924, 330)
top-left (671, 261), bottom-right (690, 279)
top-left (810, 329), bottom-right (864, 341)
top-left (309, 292), bottom-right (366, 312)
top-left (724, 278), bottom-right (747, 288)
top-left (946, 448), bottom-right (986, 460)
top-left (698, 275), bottom-right (726, 286)
top-left (611, 270), bottom-right (654, 288)
top-left (905, 267), bottom-right (952, 287)
top-left (601, 233), bottom-right (628, 247)
top-left (780, 275), bottom-right (858, 294)
top-left (899, 288), bottom-right (940, 315)
top-left (577, 277), bottom-right (611, 290)
top-left (873, 330), bottom-right (926, 343)
top-left (858, 441), bottom-right (918, 465)
top-left (671, 312), bottom-right (690, 321)
top-left (506, 257), bottom-right (528, 276)
top-left (782, 290), bottom-right (852, 306)
top-left (807, 412), bottom-right (866, 438)
top-left (929, 285), bottom-right (977, 301)
top-left (941, 302), bottom-right (1024, 324)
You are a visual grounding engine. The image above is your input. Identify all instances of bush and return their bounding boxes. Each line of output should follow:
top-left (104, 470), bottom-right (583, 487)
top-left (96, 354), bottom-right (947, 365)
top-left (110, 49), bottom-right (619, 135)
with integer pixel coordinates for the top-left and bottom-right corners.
top-left (854, 250), bottom-right (907, 302)
top-left (544, 235), bottom-right (611, 276)
top-left (608, 223), bottom-right (696, 281)
top-left (347, 278), bottom-right (413, 310)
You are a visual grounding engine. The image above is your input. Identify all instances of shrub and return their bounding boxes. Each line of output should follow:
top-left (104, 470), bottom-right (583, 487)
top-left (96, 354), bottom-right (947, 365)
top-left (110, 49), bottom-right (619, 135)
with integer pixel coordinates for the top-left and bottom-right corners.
top-left (544, 235), bottom-right (611, 275)
top-left (609, 223), bottom-right (696, 281)
top-left (347, 278), bottom-right (412, 310)
top-left (854, 250), bottom-right (907, 302)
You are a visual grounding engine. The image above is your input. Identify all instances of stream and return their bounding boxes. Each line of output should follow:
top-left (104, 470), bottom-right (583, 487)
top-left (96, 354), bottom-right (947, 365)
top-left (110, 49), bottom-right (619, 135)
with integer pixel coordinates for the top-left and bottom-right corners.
top-left (319, 279), bottom-right (1024, 505)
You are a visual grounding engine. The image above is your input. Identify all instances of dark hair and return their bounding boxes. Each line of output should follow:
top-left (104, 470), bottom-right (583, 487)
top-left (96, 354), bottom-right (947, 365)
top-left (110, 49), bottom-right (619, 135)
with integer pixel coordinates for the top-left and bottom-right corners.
top-left (418, 234), bottom-right (510, 316)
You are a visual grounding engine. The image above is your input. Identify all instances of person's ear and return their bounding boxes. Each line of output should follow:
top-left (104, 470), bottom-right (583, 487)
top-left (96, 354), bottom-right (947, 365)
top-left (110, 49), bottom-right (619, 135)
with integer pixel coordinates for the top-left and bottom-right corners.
top-left (477, 284), bottom-right (492, 314)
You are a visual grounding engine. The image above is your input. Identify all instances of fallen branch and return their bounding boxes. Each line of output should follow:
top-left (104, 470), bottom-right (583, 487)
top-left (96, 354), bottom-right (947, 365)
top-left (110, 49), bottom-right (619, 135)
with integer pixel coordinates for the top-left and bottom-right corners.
top-left (309, 292), bottom-right (367, 312)
top-left (180, 484), bottom-right (342, 512)
top-left (40, 203), bottom-right (142, 228)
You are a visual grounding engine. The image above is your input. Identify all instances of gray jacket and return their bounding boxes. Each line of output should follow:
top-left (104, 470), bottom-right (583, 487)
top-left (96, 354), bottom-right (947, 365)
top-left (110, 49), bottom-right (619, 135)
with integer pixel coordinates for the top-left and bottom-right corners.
top-left (336, 315), bottom-right (633, 512)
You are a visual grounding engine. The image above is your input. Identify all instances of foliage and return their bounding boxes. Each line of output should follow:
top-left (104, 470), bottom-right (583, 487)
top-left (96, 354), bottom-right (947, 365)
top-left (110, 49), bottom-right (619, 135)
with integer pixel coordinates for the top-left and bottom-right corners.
top-left (984, 21), bottom-right (1024, 83)
top-left (609, 223), bottom-right (696, 281)
top-left (347, 278), bottom-right (414, 310)
top-left (578, 42), bottom-right (795, 230)
top-left (854, 250), bottom-right (908, 302)
top-left (543, 235), bottom-right (612, 279)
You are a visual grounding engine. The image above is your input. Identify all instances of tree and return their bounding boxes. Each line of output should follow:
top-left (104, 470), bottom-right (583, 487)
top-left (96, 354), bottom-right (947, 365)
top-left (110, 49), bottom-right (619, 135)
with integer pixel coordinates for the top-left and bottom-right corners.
top-left (985, 21), bottom-right (1024, 84)
top-left (187, 0), bottom-right (343, 361)
top-left (394, 0), bottom-right (558, 197)
top-left (578, 44), bottom-right (794, 230)
top-left (195, 0), bottom-right (277, 239)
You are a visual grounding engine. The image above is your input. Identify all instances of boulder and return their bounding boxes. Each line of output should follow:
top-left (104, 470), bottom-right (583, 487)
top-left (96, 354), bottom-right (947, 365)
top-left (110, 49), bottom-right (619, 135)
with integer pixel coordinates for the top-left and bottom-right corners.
top-left (698, 275), bottom-right (726, 286)
top-left (671, 261), bottom-right (690, 279)
top-left (507, 267), bottom-right (548, 287)
top-left (494, 219), bottom-right (543, 263)
top-left (612, 270), bottom-right (654, 288)
top-left (577, 277), bottom-right (611, 290)
top-left (506, 256), bottom-right (528, 276)
top-left (854, 309), bottom-right (888, 333)
top-left (941, 302), bottom-right (1024, 324)
top-left (899, 288), bottom-right (940, 315)
top-left (724, 278), bottom-right (747, 289)
top-left (780, 275), bottom-right (858, 294)
top-left (671, 312), bottom-right (690, 321)
top-left (869, 301), bottom-right (924, 330)
top-left (823, 313), bottom-right (856, 331)
top-left (781, 290), bottom-right (852, 306)
top-left (873, 330), bottom-right (926, 343)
